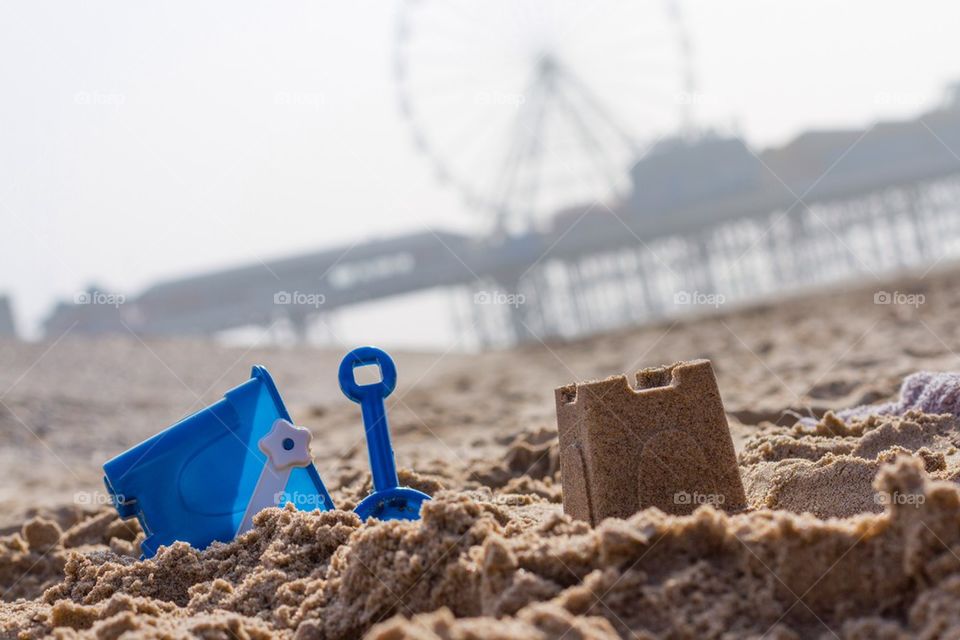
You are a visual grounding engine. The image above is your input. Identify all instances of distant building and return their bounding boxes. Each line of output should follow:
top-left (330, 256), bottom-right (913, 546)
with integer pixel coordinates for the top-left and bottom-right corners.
top-left (629, 135), bottom-right (764, 216)
top-left (0, 295), bottom-right (17, 339)
top-left (43, 286), bottom-right (128, 337)
top-left (946, 81), bottom-right (960, 109)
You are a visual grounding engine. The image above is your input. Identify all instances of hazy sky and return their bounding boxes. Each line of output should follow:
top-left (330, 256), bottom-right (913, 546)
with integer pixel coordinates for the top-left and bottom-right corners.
top-left (0, 1), bottom-right (957, 343)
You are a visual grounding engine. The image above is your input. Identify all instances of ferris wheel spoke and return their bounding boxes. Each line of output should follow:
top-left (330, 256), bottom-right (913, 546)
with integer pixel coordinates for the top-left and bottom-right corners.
top-left (560, 69), bottom-right (680, 126)
top-left (554, 88), bottom-right (625, 198)
top-left (433, 105), bottom-right (516, 162)
top-left (507, 71), bottom-right (556, 226)
top-left (559, 65), bottom-right (639, 151)
top-left (490, 78), bottom-right (546, 226)
top-left (430, 100), bottom-right (526, 205)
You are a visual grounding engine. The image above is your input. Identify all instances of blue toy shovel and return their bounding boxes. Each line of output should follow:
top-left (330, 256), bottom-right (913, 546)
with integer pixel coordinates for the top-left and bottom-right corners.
top-left (338, 346), bottom-right (430, 520)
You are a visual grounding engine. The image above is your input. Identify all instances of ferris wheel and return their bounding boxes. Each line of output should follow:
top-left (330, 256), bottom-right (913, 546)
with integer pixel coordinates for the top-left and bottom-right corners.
top-left (394, 0), bottom-right (695, 235)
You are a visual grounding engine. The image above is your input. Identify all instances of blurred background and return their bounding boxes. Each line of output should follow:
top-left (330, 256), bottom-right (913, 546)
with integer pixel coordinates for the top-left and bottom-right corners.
top-left (1, 0), bottom-right (958, 351)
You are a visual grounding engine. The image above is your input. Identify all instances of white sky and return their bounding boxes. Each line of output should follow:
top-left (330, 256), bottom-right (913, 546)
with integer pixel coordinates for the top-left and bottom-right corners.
top-left (0, 1), bottom-right (957, 345)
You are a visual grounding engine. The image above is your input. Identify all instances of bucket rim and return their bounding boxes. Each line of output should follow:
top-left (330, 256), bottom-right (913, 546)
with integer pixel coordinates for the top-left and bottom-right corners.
top-left (248, 365), bottom-right (292, 423)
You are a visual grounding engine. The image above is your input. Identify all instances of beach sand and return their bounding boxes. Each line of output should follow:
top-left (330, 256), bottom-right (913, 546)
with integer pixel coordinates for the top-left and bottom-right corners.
top-left (0, 266), bottom-right (958, 638)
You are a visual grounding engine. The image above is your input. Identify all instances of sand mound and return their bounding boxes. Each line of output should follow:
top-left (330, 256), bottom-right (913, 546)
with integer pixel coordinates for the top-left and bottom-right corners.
top-left (740, 411), bottom-right (960, 517)
top-left (7, 397), bottom-right (960, 638)
top-left (0, 508), bottom-right (139, 606)
top-left (5, 455), bottom-right (960, 639)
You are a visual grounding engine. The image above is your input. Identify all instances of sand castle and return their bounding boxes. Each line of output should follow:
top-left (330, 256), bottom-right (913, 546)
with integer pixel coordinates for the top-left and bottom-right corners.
top-left (555, 359), bottom-right (746, 524)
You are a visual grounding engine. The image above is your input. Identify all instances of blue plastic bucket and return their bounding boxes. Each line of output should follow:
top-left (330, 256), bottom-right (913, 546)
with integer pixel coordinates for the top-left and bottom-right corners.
top-left (104, 366), bottom-right (333, 557)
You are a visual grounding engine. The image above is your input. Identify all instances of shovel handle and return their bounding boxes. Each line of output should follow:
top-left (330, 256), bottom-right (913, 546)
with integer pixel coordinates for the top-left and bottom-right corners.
top-left (338, 346), bottom-right (397, 402)
top-left (338, 347), bottom-right (400, 492)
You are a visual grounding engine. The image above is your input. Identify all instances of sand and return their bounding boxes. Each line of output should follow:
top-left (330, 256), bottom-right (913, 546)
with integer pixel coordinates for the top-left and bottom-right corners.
top-left (0, 265), bottom-right (958, 638)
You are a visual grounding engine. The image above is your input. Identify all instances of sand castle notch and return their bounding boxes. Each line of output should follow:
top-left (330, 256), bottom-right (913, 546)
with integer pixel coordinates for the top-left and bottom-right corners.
top-left (555, 359), bottom-right (746, 525)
